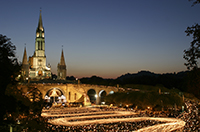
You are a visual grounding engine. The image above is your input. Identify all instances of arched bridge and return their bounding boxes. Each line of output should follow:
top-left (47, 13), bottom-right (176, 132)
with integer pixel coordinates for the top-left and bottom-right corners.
top-left (18, 83), bottom-right (118, 105)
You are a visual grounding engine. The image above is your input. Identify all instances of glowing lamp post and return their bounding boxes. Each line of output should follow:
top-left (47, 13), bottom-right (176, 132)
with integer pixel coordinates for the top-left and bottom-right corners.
top-left (95, 94), bottom-right (100, 105)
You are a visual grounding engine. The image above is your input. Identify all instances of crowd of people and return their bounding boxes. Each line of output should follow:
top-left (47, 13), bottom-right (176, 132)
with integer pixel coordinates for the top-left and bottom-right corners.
top-left (42, 108), bottom-right (177, 131)
top-left (46, 120), bottom-right (164, 132)
top-left (178, 100), bottom-right (200, 132)
top-left (2, 97), bottom-right (198, 131)
top-left (41, 99), bottom-right (200, 131)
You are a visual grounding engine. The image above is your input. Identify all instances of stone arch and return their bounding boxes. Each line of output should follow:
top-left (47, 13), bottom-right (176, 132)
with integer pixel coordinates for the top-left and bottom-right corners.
top-left (46, 88), bottom-right (64, 96)
top-left (45, 88), bottom-right (66, 103)
top-left (87, 89), bottom-right (97, 104)
top-left (98, 90), bottom-right (107, 104)
top-left (98, 89), bottom-right (107, 97)
top-left (41, 87), bottom-right (65, 98)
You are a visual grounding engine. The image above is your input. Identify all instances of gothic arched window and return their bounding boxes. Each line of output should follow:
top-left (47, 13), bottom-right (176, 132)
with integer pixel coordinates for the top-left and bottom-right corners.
top-left (38, 41), bottom-right (40, 50)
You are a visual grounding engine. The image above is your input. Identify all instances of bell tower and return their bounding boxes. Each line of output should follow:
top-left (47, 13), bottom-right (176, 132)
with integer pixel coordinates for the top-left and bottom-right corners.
top-left (35, 10), bottom-right (45, 57)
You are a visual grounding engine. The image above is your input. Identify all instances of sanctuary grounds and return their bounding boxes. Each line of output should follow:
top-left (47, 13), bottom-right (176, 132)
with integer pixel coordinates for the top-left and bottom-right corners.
top-left (33, 99), bottom-right (200, 131)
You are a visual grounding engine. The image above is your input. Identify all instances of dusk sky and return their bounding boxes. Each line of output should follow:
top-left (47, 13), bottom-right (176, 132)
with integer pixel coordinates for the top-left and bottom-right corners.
top-left (1, 0), bottom-right (200, 78)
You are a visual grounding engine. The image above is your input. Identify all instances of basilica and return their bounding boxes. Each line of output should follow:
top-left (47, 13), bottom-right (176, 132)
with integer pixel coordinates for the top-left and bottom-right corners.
top-left (21, 11), bottom-right (67, 80)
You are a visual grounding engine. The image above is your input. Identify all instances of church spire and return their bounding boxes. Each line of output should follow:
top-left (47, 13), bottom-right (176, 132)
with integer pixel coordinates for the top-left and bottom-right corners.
top-left (35, 10), bottom-right (45, 56)
top-left (57, 48), bottom-right (67, 80)
top-left (22, 46), bottom-right (28, 65)
top-left (21, 45), bottom-right (29, 80)
top-left (37, 10), bottom-right (44, 31)
top-left (60, 49), bottom-right (66, 66)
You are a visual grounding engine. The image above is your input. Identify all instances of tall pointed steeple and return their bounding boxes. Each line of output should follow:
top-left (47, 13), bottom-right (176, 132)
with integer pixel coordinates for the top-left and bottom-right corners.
top-left (60, 49), bottom-right (66, 66)
top-left (57, 48), bottom-right (67, 80)
top-left (21, 46), bottom-right (29, 80)
top-left (37, 10), bottom-right (44, 31)
top-left (22, 46), bottom-right (28, 65)
top-left (35, 10), bottom-right (45, 56)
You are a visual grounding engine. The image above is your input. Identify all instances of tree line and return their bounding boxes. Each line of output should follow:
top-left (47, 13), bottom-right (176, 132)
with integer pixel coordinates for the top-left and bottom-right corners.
top-left (76, 70), bottom-right (187, 92)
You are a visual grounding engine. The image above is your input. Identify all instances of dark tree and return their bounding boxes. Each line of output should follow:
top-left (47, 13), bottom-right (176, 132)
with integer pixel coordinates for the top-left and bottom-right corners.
top-left (183, 1), bottom-right (200, 99)
top-left (184, 24), bottom-right (200, 70)
top-left (186, 69), bottom-right (200, 99)
top-left (3, 84), bottom-right (47, 131)
top-left (184, 0), bottom-right (200, 70)
top-left (0, 34), bottom-right (19, 92)
top-left (189, 0), bottom-right (200, 6)
top-left (66, 76), bottom-right (76, 80)
top-left (0, 34), bottom-right (20, 124)
top-left (26, 86), bottom-right (44, 115)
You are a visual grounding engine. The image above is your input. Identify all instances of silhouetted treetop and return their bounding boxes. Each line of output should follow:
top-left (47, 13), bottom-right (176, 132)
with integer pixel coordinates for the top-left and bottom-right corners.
top-left (184, 24), bottom-right (200, 70)
top-left (0, 34), bottom-right (19, 92)
top-left (189, 0), bottom-right (200, 6)
top-left (0, 34), bottom-right (16, 61)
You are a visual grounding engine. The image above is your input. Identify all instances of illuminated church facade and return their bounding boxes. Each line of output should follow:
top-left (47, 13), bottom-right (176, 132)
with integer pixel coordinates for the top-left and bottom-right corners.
top-left (21, 11), bottom-right (66, 80)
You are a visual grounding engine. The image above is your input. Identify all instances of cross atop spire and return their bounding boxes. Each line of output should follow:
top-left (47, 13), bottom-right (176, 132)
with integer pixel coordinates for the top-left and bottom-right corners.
top-left (37, 9), bottom-right (44, 31)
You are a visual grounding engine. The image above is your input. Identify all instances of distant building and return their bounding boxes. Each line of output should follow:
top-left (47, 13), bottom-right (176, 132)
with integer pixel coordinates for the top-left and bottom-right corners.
top-left (21, 11), bottom-right (67, 80)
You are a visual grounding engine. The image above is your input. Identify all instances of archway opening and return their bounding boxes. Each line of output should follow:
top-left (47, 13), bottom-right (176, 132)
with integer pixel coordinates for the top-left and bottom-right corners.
top-left (87, 89), bottom-right (96, 104)
top-left (45, 88), bottom-right (66, 104)
top-left (99, 90), bottom-right (107, 104)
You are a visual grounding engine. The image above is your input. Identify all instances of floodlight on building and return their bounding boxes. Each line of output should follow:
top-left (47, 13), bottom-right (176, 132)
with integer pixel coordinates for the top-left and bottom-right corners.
top-left (46, 66), bottom-right (51, 70)
top-left (101, 102), bottom-right (105, 105)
